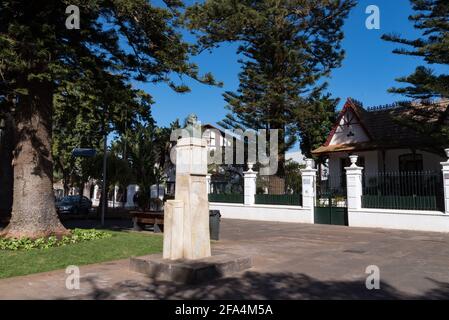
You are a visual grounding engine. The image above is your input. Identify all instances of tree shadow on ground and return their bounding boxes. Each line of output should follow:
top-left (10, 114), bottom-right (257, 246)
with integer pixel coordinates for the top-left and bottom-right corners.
top-left (73, 271), bottom-right (449, 300)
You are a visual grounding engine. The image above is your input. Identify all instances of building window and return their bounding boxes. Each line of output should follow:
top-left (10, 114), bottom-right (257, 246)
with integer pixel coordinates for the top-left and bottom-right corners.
top-left (399, 153), bottom-right (423, 172)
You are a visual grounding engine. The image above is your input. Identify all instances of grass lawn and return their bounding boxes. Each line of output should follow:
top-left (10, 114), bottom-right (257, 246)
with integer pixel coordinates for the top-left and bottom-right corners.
top-left (0, 230), bottom-right (163, 279)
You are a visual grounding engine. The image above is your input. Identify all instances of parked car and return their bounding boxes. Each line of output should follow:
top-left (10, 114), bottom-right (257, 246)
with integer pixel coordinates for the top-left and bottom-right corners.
top-left (56, 195), bottom-right (92, 215)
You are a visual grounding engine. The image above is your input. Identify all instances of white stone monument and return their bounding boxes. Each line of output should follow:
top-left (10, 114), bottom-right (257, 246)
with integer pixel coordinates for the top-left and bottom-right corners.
top-left (163, 136), bottom-right (211, 260)
top-left (130, 114), bottom-right (251, 284)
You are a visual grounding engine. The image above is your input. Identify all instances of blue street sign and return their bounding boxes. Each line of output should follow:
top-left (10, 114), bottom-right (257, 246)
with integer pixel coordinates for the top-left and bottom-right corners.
top-left (72, 148), bottom-right (96, 158)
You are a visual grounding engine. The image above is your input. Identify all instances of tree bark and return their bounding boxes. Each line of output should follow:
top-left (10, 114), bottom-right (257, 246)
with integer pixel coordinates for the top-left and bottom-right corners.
top-left (0, 113), bottom-right (13, 224)
top-left (1, 80), bottom-right (69, 239)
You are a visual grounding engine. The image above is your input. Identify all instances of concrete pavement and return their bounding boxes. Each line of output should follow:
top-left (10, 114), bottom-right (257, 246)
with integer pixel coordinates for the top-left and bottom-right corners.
top-left (1, 219), bottom-right (449, 299)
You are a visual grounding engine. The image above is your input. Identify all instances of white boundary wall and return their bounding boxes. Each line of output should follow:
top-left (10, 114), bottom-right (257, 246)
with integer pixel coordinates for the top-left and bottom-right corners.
top-left (349, 208), bottom-right (449, 233)
top-left (209, 202), bottom-right (313, 224)
top-left (211, 202), bottom-right (449, 233)
top-left (207, 154), bottom-right (449, 233)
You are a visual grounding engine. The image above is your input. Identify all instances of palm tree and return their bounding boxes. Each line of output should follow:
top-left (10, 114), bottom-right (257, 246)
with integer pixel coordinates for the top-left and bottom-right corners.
top-left (111, 121), bottom-right (179, 210)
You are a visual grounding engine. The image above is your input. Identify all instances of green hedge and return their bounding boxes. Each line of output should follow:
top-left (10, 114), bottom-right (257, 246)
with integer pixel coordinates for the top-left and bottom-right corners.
top-left (0, 229), bottom-right (111, 251)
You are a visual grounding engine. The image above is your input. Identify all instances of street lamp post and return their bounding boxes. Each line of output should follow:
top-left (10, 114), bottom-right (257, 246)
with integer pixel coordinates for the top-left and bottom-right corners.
top-left (101, 112), bottom-right (109, 227)
top-left (101, 130), bottom-right (107, 226)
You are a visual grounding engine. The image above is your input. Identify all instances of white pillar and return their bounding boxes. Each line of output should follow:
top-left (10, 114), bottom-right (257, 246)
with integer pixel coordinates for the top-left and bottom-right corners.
top-left (441, 149), bottom-right (449, 214)
top-left (113, 185), bottom-right (119, 207)
top-left (300, 158), bottom-right (317, 223)
top-left (125, 184), bottom-right (139, 208)
top-left (92, 184), bottom-right (100, 206)
top-left (206, 174), bottom-right (211, 194)
top-left (345, 155), bottom-right (363, 211)
top-left (243, 162), bottom-right (257, 206)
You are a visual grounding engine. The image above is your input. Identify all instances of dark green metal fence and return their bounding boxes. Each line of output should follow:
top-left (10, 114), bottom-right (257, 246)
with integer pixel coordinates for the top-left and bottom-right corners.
top-left (208, 176), bottom-right (244, 204)
top-left (255, 194), bottom-right (302, 206)
top-left (208, 193), bottom-right (244, 204)
top-left (316, 174), bottom-right (347, 208)
top-left (210, 179), bottom-right (243, 195)
top-left (255, 175), bottom-right (302, 206)
top-left (362, 171), bottom-right (444, 211)
top-left (314, 174), bottom-right (348, 226)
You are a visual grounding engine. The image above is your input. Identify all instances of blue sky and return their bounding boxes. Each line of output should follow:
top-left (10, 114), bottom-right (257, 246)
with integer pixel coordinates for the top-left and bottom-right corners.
top-left (137, 0), bottom-right (447, 129)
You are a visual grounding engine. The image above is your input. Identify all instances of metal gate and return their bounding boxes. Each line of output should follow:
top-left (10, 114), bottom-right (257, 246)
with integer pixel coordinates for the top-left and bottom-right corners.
top-left (314, 174), bottom-right (348, 226)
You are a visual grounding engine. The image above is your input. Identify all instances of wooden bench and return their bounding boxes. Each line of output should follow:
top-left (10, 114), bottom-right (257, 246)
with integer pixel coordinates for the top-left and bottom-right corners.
top-left (130, 211), bottom-right (164, 233)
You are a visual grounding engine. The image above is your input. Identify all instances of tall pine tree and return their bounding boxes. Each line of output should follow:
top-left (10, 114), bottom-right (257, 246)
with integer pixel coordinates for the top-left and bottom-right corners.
top-left (382, 0), bottom-right (449, 148)
top-left (185, 0), bottom-right (355, 175)
top-left (294, 88), bottom-right (338, 158)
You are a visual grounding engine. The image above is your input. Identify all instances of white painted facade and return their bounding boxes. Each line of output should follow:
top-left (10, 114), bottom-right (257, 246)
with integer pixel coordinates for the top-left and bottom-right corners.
top-left (202, 125), bottom-right (233, 151)
top-left (329, 109), bottom-right (370, 145)
top-left (314, 100), bottom-right (447, 178)
top-left (328, 149), bottom-right (444, 176)
top-left (323, 107), bottom-right (445, 175)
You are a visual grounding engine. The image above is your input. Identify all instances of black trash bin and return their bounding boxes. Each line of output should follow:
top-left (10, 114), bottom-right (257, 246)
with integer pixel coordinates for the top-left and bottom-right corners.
top-left (209, 210), bottom-right (221, 240)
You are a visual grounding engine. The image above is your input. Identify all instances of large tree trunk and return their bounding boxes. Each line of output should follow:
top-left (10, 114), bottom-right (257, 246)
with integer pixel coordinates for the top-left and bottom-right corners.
top-left (0, 113), bottom-right (14, 224)
top-left (1, 81), bottom-right (68, 239)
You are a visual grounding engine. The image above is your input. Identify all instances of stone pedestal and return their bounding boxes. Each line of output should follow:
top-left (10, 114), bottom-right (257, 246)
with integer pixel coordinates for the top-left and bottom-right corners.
top-left (130, 253), bottom-right (252, 285)
top-left (164, 137), bottom-right (211, 260)
top-left (163, 200), bottom-right (184, 260)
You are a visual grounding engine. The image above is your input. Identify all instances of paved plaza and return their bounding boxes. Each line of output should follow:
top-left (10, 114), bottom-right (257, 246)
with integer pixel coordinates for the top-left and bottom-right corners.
top-left (1, 219), bottom-right (449, 299)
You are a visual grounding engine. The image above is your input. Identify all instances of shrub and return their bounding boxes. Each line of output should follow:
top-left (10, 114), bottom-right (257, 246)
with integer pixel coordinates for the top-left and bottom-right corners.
top-left (0, 229), bottom-right (112, 251)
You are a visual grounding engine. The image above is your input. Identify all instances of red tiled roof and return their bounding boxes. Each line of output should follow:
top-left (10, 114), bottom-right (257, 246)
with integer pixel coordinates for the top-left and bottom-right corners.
top-left (312, 98), bottom-right (448, 155)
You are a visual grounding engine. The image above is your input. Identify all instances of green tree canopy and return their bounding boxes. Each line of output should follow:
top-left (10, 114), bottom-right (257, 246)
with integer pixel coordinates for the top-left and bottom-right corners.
top-left (382, 0), bottom-right (449, 148)
top-left (185, 0), bottom-right (355, 173)
top-left (0, 0), bottom-right (217, 238)
top-left (294, 89), bottom-right (338, 158)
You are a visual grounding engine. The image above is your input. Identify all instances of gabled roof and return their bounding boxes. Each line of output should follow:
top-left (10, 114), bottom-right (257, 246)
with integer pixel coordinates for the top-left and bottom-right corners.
top-left (323, 98), bottom-right (373, 147)
top-left (312, 98), bottom-right (448, 155)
